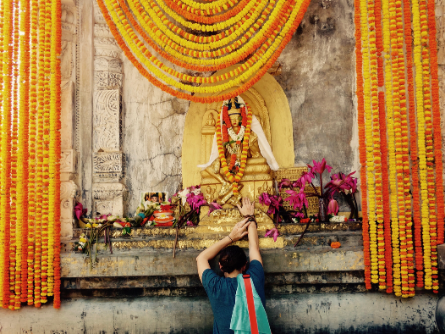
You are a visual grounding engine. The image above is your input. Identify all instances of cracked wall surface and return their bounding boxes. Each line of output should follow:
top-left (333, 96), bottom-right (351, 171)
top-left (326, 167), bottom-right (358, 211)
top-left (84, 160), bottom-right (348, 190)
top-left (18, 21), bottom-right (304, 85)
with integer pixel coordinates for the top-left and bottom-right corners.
top-left (275, 0), bottom-right (356, 174)
top-left (122, 60), bottom-right (188, 213)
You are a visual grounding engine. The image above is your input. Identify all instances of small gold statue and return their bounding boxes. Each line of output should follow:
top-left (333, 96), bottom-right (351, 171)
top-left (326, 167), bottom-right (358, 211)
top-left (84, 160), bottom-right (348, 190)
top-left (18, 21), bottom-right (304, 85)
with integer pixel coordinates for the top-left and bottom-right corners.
top-left (199, 96), bottom-right (279, 206)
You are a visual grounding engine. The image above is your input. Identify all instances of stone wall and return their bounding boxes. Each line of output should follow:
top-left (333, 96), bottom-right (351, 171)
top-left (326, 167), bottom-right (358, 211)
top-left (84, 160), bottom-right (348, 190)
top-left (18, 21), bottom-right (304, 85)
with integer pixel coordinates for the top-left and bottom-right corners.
top-left (0, 293), bottom-right (438, 333)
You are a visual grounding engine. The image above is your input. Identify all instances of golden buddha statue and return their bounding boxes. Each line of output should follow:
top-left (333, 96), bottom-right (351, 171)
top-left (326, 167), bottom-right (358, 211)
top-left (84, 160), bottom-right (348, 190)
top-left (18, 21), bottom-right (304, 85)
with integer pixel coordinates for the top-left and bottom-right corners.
top-left (198, 96), bottom-right (279, 206)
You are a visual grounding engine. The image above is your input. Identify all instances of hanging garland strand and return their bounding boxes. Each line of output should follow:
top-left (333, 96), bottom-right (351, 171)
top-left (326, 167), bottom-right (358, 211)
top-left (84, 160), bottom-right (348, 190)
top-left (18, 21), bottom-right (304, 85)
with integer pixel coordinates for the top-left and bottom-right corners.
top-left (50, 0), bottom-right (62, 308)
top-left (27, 0), bottom-right (39, 306)
top-left (0, 0), bottom-right (13, 310)
top-left (354, 0), bottom-right (372, 290)
top-left (427, 0), bottom-right (444, 248)
top-left (19, 0), bottom-right (30, 305)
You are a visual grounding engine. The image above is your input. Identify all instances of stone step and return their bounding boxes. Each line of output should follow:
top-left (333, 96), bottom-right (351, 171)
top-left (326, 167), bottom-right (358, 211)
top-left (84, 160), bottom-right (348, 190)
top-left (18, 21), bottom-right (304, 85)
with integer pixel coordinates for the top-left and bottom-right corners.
top-left (70, 221), bottom-right (363, 238)
top-left (64, 230), bottom-right (363, 253)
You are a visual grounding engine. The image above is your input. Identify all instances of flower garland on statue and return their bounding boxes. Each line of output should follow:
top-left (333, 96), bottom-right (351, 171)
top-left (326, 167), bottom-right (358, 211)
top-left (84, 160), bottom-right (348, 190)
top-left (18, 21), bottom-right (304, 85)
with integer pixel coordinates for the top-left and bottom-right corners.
top-left (216, 96), bottom-right (252, 195)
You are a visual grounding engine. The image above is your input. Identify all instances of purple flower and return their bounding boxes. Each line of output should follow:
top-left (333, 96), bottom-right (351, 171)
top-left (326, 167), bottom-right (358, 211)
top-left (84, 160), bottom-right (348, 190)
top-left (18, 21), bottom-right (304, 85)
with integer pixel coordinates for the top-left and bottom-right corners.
top-left (308, 158), bottom-right (332, 175)
top-left (208, 202), bottom-right (223, 216)
top-left (295, 212), bottom-right (304, 219)
top-left (296, 170), bottom-right (315, 189)
top-left (74, 202), bottom-right (87, 220)
top-left (327, 199), bottom-right (339, 215)
top-left (267, 195), bottom-right (282, 215)
top-left (259, 192), bottom-right (272, 206)
top-left (265, 228), bottom-right (280, 242)
top-left (284, 188), bottom-right (308, 211)
top-left (186, 221), bottom-right (195, 226)
top-left (278, 178), bottom-right (292, 191)
top-left (186, 192), bottom-right (207, 210)
top-left (325, 172), bottom-right (358, 195)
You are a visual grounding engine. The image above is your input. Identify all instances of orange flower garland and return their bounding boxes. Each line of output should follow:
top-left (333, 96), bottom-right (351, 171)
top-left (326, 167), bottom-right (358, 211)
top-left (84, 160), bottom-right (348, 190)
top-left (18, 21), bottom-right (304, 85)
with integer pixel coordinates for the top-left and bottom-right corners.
top-left (427, 0), bottom-right (445, 248)
top-left (19, 0), bottom-right (30, 305)
top-left (0, 0), bottom-right (4, 308)
top-left (374, 0), bottom-right (393, 294)
top-left (0, 0), bottom-right (13, 310)
top-left (354, 0), bottom-right (371, 290)
top-left (358, 0), bottom-right (443, 297)
top-left (215, 96), bottom-right (253, 195)
top-left (0, 0), bottom-right (61, 311)
top-left (51, 0), bottom-right (62, 309)
top-left (27, 0), bottom-right (39, 306)
top-left (10, 0), bottom-right (19, 309)
top-left (96, 0), bottom-right (312, 102)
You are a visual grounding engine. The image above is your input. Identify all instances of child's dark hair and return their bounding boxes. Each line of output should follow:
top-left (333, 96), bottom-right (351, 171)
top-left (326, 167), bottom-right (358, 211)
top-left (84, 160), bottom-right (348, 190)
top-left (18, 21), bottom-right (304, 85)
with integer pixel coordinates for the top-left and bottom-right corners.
top-left (219, 245), bottom-right (247, 273)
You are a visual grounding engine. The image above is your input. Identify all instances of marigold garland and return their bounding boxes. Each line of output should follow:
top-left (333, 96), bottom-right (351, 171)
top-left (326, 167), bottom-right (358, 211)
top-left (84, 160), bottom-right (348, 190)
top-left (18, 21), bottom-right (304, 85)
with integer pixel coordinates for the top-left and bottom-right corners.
top-left (0, 0), bottom-right (62, 310)
top-left (96, 0), bottom-right (312, 102)
top-left (357, 0), bottom-right (443, 297)
top-left (215, 97), bottom-right (253, 195)
top-left (0, 0), bottom-right (13, 310)
top-left (354, 0), bottom-right (371, 290)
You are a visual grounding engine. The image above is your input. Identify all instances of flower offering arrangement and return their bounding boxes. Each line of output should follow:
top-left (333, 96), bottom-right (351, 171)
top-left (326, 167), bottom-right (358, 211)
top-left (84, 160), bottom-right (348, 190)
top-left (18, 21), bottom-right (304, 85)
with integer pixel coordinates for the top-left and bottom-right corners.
top-left (355, 0), bottom-right (444, 296)
top-left (0, 0), bottom-right (62, 309)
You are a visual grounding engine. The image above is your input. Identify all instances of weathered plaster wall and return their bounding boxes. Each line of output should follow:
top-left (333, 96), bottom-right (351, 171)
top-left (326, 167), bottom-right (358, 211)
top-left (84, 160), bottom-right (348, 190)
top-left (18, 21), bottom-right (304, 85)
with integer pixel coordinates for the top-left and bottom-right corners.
top-left (119, 0), bottom-right (357, 214)
top-left (276, 0), bottom-right (356, 172)
top-left (0, 293), bottom-right (438, 333)
top-left (122, 63), bottom-right (188, 214)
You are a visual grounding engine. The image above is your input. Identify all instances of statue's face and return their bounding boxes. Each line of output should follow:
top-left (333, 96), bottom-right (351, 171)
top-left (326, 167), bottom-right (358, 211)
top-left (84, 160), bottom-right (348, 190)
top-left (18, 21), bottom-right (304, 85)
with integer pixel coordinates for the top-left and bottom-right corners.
top-left (229, 111), bottom-right (241, 127)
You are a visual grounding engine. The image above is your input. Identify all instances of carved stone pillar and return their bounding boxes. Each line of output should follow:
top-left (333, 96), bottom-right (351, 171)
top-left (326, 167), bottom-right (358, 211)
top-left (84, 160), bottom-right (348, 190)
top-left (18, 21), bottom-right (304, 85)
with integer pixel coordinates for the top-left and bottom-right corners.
top-left (92, 1), bottom-right (126, 217)
top-left (60, 0), bottom-right (78, 240)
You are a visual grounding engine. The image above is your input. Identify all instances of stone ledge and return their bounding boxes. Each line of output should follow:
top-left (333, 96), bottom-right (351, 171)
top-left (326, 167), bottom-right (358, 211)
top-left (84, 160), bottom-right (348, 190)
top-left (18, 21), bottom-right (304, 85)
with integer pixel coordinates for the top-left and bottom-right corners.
top-left (61, 248), bottom-right (364, 278)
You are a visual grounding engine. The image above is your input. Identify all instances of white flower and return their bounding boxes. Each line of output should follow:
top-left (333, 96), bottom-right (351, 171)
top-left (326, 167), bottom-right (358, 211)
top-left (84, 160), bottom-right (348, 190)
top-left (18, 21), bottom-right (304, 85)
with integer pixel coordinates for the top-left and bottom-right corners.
top-left (178, 188), bottom-right (190, 205)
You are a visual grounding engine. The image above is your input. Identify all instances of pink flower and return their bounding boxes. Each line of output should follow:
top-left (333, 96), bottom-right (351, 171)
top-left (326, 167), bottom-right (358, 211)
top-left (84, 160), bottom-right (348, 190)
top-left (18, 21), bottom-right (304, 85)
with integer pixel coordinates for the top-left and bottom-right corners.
top-left (74, 202), bottom-right (87, 220)
top-left (267, 195), bottom-right (282, 215)
top-left (308, 158), bottom-right (332, 175)
top-left (278, 178), bottom-right (292, 191)
top-left (265, 227), bottom-right (280, 242)
top-left (208, 202), bottom-right (223, 216)
top-left (295, 212), bottom-right (304, 219)
top-left (285, 188), bottom-right (308, 211)
top-left (327, 199), bottom-right (339, 215)
top-left (186, 221), bottom-right (195, 226)
top-left (295, 170), bottom-right (315, 189)
top-left (186, 192), bottom-right (207, 210)
top-left (259, 192), bottom-right (272, 206)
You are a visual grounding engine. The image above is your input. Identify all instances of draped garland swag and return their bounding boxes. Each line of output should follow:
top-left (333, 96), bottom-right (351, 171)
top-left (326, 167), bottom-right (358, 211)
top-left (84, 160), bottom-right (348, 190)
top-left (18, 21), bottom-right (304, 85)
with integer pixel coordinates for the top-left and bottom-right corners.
top-left (0, 0), bottom-right (62, 309)
top-left (355, 0), bottom-right (444, 297)
top-left (96, 0), bottom-right (311, 103)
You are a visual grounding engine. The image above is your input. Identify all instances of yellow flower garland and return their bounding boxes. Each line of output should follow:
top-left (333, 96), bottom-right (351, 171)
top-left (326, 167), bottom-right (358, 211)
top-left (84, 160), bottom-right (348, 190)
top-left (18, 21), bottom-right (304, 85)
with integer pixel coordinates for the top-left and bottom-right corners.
top-left (104, 0), bottom-right (303, 93)
top-left (411, 0), bottom-right (432, 290)
top-left (381, 0), bottom-right (402, 297)
top-left (360, 0), bottom-right (378, 284)
top-left (10, 0), bottom-right (19, 309)
top-left (131, 0), bottom-right (270, 52)
top-left (0, 0), bottom-right (13, 309)
top-left (0, 0), bottom-right (4, 308)
top-left (27, 0), bottom-right (39, 306)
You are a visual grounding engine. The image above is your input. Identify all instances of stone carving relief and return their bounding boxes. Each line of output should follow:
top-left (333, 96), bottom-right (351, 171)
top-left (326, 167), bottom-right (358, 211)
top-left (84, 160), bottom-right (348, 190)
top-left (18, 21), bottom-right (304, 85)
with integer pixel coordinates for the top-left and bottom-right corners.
top-left (93, 89), bottom-right (121, 152)
top-left (92, 183), bottom-right (126, 217)
top-left (60, 149), bottom-right (77, 174)
top-left (93, 152), bottom-right (123, 182)
top-left (92, 0), bottom-right (125, 216)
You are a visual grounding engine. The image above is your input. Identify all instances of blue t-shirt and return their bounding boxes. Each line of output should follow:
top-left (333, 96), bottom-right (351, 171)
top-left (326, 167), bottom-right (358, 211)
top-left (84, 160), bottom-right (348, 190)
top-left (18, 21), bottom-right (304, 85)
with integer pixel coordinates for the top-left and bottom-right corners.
top-left (202, 260), bottom-right (266, 334)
